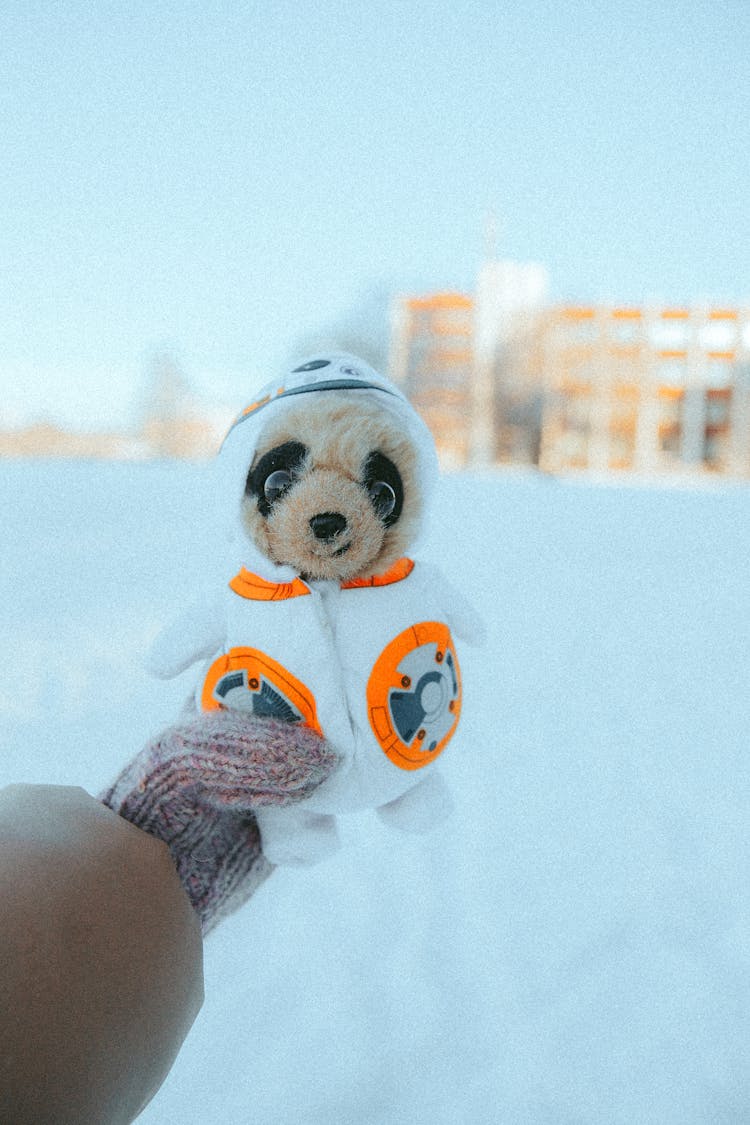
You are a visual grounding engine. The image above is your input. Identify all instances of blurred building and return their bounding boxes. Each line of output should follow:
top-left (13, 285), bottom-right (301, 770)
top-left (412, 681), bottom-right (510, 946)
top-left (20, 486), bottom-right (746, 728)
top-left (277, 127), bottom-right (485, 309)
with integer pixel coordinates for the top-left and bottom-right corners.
top-left (390, 267), bottom-right (750, 477)
top-left (139, 354), bottom-right (227, 460)
top-left (538, 306), bottom-right (750, 475)
top-left (0, 422), bottom-right (148, 460)
top-left (389, 293), bottom-right (474, 468)
top-left (0, 355), bottom-right (232, 461)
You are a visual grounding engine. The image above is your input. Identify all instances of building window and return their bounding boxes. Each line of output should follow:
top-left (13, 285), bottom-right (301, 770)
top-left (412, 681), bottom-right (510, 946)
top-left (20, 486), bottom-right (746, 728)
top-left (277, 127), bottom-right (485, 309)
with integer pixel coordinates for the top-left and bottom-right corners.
top-left (704, 389), bottom-right (732, 470)
top-left (651, 318), bottom-right (690, 349)
top-left (609, 384), bottom-right (639, 470)
top-left (700, 321), bottom-right (737, 351)
top-left (657, 388), bottom-right (683, 457)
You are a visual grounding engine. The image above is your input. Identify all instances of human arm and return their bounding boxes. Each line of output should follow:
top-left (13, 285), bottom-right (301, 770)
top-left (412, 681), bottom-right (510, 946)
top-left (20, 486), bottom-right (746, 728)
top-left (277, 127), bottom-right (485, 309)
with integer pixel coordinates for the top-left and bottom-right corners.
top-left (0, 714), bottom-right (339, 1122)
top-left (0, 783), bottom-right (204, 1125)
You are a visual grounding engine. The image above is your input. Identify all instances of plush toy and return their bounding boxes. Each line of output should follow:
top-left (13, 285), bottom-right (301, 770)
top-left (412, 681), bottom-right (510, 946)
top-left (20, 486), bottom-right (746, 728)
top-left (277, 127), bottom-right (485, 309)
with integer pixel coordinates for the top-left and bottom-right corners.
top-left (146, 353), bottom-right (483, 866)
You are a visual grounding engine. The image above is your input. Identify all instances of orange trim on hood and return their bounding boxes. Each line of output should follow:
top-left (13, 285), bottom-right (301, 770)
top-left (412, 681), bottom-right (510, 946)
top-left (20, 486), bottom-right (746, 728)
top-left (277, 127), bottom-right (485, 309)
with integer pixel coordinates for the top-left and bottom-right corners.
top-left (342, 557), bottom-right (415, 589)
top-left (229, 557), bottom-right (415, 601)
top-left (229, 569), bottom-right (311, 601)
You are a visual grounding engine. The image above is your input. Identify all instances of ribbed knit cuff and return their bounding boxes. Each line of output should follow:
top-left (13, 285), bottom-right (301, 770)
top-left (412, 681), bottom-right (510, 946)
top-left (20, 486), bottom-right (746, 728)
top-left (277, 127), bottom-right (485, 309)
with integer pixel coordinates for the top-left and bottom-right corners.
top-left (100, 711), bottom-right (339, 934)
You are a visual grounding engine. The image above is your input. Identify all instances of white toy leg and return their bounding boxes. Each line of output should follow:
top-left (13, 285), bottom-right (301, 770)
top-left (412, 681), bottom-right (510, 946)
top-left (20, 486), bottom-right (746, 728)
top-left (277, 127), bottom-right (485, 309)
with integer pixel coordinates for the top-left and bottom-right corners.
top-left (376, 770), bottom-right (454, 834)
top-left (256, 805), bottom-right (341, 866)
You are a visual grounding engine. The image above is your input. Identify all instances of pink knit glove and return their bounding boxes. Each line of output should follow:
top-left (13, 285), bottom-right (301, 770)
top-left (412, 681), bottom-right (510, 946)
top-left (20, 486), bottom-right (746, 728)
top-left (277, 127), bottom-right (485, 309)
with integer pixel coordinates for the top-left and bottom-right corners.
top-left (100, 711), bottom-right (339, 935)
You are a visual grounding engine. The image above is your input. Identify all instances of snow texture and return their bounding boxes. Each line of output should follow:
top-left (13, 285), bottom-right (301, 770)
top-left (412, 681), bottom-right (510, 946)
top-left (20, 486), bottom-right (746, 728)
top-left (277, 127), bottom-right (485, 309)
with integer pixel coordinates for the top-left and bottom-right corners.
top-left (2, 461), bottom-right (750, 1124)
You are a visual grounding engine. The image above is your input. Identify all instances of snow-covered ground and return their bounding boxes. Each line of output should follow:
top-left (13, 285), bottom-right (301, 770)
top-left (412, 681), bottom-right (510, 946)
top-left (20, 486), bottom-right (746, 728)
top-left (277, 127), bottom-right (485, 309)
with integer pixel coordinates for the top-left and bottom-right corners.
top-left (2, 460), bottom-right (750, 1124)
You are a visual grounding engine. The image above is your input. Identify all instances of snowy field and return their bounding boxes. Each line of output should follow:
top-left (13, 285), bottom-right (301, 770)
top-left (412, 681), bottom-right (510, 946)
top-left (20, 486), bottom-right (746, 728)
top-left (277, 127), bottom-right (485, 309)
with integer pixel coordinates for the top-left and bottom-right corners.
top-left (2, 460), bottom-right (750, 1124)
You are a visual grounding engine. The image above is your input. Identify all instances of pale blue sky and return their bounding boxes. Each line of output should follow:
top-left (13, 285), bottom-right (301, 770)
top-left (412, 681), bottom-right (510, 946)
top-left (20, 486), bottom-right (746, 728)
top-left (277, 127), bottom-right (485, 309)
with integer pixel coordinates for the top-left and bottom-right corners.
top-left (2, 0), bottom-right (748, 428)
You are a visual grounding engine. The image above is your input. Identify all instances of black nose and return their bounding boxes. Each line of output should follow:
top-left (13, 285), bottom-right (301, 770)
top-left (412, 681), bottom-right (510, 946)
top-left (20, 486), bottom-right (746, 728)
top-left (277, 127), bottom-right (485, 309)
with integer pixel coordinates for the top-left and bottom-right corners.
top-left (309, 512), bottom-right (347, 541)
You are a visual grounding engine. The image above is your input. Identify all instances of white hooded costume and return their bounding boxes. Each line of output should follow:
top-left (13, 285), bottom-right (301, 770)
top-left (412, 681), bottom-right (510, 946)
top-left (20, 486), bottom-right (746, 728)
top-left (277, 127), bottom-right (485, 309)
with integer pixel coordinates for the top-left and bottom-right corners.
top-left (149, 354), bottom-right (483, 864)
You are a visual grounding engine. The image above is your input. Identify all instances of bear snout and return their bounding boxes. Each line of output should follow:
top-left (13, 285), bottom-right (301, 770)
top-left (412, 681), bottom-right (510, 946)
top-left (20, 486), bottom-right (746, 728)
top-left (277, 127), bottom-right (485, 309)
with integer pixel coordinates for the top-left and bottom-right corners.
top-left (309, 512), bottom-right (348, 541)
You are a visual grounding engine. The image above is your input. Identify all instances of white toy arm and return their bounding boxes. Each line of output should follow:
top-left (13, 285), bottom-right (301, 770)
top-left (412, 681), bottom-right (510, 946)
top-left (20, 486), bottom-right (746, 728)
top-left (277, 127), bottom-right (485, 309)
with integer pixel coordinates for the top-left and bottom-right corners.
top-left (376, 770), bottom-right (454, 834)
top-left (146, 592), bottom-right (225, 680)
top-left (422, 564), bottom-right (487, 646)
top-left (445, 582), bottom-right (487, 645)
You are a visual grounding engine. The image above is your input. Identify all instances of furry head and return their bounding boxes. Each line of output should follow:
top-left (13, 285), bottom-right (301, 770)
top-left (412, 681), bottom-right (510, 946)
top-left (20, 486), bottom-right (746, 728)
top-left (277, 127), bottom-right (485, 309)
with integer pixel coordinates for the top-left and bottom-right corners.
top-left (218, 354), bottom-right (439, 582)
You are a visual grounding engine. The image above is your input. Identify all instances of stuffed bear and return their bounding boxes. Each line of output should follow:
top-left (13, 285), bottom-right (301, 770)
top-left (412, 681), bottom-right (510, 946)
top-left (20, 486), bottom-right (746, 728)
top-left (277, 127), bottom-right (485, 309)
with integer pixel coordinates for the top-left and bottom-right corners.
top-left (147, 353), bottom-right (483, 865)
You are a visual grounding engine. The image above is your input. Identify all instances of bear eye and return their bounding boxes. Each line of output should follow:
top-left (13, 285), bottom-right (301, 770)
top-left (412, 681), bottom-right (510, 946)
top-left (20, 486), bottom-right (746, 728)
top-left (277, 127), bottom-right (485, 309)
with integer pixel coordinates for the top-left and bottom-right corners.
top-left (368, 480), bottom-right (397, 520)
top-left (247, 441), bottom-right (308, 517)
top-left (363, 450), bottom-right (403, 527)
top-left (263, 469), bottom-right (293, 504)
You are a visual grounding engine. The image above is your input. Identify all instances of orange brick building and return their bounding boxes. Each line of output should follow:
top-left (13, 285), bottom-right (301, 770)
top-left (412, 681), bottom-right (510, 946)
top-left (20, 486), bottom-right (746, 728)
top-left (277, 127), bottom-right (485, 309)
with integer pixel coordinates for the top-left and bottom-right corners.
top-left (389, 293), bottom-right (475, 467)
top-left (390, 270), bottom-right (750, 477)
top-left (538, 306), bottom-right (750, 475)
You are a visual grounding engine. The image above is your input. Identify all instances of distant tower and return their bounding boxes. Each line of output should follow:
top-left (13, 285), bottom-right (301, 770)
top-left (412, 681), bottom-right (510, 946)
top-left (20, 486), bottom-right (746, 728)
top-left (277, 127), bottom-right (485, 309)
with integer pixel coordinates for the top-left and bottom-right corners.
top-left (483, 210), bottom-right (499, 262)
top-left (472, 252), bottom-right (550, 465)
top-left (389, 214), bottom-right (551, 469)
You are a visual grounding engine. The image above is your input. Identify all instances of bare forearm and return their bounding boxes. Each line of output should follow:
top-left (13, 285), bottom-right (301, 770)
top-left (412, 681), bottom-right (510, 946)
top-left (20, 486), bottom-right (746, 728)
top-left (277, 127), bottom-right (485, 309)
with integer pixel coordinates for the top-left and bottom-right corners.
top-left (0, 784), bottom-right (204, 1125)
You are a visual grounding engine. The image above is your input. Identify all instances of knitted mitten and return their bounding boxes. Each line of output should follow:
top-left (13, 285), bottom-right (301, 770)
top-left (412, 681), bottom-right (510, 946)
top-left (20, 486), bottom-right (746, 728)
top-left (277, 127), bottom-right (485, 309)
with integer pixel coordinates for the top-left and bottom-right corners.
top-left (100, 711), bottom-right (339, 935)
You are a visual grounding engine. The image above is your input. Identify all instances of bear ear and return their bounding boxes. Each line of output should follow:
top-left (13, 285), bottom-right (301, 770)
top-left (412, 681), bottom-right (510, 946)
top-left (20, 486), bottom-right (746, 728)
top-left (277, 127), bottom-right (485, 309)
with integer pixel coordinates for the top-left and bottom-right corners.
top-left (245, 442), bottom-right (309, 516)
top-left (362, 451), bottom-right (403, 527)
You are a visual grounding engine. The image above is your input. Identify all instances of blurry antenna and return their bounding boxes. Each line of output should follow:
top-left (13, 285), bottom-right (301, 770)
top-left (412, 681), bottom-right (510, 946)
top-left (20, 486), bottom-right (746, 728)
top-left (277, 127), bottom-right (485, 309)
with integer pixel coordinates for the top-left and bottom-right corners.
top-left (483, 210), bottom-right (500, 263)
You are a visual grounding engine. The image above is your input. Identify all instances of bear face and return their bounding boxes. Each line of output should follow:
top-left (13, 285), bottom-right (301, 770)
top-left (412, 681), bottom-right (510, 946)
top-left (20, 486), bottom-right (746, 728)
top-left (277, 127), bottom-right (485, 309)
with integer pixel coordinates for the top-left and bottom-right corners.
top-left (240, 395), bottom-right (421, 582)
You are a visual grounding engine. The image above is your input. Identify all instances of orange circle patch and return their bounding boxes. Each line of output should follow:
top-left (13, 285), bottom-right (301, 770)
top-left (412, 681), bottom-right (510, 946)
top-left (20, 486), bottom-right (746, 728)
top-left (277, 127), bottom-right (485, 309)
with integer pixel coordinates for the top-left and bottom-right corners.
top-left (201, 646), bottom-right (321, 734)
top-left (367, 622), bottom-right (461, 771)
